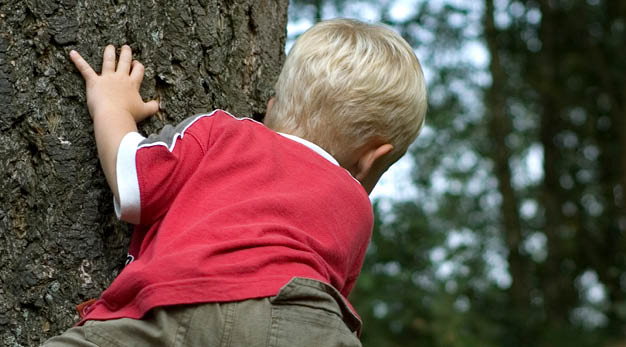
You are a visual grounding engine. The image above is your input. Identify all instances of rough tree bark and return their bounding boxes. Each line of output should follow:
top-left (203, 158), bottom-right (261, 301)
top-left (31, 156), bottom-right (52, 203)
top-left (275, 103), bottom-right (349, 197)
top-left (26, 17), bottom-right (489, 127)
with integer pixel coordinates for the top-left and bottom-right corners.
top-left (0, 0), bottom-right (288, 345)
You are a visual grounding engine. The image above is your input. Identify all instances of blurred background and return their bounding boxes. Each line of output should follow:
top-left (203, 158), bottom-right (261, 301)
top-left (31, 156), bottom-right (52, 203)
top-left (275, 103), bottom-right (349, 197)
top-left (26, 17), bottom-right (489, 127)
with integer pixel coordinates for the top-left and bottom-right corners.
top-left (287, 1), bottom-right (626, 346)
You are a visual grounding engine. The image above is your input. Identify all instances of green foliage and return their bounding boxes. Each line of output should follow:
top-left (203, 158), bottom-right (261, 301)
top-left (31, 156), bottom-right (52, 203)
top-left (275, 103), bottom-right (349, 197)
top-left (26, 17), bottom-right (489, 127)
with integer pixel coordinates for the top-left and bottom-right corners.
top-left (289, 0), bottom-right (626, 345)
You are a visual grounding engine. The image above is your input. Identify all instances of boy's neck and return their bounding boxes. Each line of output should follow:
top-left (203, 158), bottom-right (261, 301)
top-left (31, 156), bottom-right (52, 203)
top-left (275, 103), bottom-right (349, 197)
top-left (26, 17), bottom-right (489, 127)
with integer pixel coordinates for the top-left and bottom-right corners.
top-left (276, 132), bottom-right (340, 167)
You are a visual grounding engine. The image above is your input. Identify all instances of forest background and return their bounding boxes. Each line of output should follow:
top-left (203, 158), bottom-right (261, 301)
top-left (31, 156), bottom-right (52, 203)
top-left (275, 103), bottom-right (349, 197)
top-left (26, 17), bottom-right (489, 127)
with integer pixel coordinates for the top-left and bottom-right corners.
top-left (293, 0), bottom-right (626, 346)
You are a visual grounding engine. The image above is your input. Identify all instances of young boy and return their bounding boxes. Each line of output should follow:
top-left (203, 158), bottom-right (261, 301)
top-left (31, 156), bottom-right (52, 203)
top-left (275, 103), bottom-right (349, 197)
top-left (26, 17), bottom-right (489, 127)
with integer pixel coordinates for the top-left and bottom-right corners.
top-left (45, 18), bottom-right (427, 346)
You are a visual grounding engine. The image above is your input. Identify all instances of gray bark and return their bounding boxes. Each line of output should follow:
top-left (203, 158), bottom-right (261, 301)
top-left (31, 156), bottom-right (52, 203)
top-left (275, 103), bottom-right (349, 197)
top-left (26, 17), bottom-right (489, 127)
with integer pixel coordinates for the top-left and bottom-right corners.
top-left (0, 0), bottom-right (288, 345)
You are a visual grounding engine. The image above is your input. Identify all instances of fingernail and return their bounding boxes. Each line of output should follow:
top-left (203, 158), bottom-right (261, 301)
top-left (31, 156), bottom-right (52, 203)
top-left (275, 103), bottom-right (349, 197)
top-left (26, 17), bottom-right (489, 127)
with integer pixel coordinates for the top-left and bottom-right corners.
top-left (69, 50), bottom-right (76, 56)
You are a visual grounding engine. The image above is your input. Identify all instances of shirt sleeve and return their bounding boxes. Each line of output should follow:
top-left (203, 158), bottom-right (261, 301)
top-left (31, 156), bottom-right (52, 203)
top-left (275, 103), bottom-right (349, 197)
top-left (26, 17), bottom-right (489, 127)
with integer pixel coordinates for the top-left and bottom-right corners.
top-left (114, 132), bottom-right (145, 223)
top-left (114, 114), bottom-right (212, 225)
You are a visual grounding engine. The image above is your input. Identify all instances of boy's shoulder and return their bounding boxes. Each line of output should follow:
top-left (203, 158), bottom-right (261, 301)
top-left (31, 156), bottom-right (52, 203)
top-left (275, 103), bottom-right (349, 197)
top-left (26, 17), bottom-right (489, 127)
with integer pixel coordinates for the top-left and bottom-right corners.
top-left (185, 109), bottom-right (265, 135)
top-left (139, 109), bottom-right (262, 148)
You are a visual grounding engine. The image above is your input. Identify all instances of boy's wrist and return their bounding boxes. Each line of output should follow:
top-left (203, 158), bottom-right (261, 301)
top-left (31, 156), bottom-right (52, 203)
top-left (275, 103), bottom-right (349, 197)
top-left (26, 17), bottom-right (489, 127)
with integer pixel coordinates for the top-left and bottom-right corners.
top-left (91, 108), bottom-right (135, 123)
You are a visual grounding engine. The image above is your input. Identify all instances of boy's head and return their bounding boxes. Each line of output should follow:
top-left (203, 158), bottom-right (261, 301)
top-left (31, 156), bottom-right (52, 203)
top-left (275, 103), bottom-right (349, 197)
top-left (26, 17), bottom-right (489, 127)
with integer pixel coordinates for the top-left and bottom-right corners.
top-left (266, 18), bottom-right (427, 191)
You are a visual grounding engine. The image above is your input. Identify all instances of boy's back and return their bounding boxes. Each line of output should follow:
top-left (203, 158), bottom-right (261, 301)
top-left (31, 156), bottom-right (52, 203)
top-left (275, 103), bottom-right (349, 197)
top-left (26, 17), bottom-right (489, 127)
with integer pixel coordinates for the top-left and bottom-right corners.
top-left (87, 109), bottom-right (372, 323)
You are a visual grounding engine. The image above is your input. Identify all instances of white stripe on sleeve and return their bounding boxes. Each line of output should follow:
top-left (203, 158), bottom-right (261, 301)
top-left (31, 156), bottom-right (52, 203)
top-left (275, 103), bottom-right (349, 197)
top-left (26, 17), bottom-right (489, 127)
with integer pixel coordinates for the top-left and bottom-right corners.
top-left (114, 131), bottom-right (146, 224)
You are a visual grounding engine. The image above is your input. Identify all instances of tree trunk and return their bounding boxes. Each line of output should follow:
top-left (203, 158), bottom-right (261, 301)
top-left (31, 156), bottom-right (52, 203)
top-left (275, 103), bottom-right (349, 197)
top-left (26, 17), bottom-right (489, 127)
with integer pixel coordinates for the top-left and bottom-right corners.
top-left (483, 0), bottom-right (531, 344)
top-left (593, 0), bottom-right (626, 338)
top-left (0, 0), bottom-right (288, 344)
top-left (533, 0), bottom-right (579, 336)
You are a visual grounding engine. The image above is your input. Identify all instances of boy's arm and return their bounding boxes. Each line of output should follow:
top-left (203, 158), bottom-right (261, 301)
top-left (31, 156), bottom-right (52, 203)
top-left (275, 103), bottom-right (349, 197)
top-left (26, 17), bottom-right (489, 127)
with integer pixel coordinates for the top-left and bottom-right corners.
top-left (69, 45), bottom-right (159, 202)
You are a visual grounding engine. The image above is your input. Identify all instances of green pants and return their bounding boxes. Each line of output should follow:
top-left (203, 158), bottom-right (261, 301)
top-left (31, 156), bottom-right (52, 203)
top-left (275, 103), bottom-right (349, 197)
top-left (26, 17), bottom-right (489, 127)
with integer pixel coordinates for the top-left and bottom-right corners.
top-left (42, 277), bottom-right (362, 347)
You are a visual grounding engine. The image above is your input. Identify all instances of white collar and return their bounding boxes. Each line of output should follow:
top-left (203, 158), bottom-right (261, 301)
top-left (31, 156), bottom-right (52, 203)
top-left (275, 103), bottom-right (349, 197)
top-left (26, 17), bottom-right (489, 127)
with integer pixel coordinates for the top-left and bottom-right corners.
top-left (278, 132), bottom-right (340, 166)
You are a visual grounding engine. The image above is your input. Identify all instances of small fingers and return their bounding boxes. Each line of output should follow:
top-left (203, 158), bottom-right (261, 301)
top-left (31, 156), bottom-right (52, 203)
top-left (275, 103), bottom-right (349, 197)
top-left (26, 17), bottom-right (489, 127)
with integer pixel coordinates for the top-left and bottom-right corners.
top-left (130, 60), bottom-right (145, 87)
top-left (144, 100), bottom-right (160, 115)
top-left (136, 100), bottom-right (160, 122)
top-left (69, 50), bottom-right (97, 81)
top-left (101, 45), bottom-right (116, 73)
top-left (117, 45), bottom-right (132, 74)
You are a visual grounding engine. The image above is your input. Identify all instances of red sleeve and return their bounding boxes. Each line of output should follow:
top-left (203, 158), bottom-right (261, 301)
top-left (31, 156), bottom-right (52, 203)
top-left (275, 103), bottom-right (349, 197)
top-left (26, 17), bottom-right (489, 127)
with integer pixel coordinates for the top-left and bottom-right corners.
top-left (115, 113), bottom-right (215, 225)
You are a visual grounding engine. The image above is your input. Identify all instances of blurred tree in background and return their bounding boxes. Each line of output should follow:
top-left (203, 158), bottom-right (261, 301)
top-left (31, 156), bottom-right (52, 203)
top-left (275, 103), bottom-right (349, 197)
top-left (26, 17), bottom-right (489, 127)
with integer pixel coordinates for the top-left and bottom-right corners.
top-left (289, 0), bottom-right (626, 346)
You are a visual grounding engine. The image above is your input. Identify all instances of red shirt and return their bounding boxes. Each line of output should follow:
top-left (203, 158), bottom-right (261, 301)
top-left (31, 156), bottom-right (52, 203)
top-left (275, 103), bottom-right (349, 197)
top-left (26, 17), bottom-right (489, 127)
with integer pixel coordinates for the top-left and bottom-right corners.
top-left (81, 110), bottom-right (373, 322)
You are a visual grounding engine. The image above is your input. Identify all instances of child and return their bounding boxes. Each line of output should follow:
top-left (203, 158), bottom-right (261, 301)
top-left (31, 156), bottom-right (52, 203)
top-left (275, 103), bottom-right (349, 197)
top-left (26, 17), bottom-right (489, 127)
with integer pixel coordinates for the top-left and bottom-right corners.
top-left (44, 18), bottom-right (427, 346)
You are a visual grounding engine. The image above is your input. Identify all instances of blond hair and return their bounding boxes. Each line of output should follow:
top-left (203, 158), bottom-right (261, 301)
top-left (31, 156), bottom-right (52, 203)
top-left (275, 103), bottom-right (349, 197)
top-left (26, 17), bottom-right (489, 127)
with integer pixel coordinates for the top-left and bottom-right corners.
top-left (266, 18), bottom-right (427, 165)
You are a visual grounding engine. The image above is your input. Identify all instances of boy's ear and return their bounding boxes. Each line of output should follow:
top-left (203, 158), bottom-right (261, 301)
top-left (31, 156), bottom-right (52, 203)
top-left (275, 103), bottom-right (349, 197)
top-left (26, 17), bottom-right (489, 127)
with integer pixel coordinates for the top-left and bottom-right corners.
top-left (354, 143), bottom-right (394, 184)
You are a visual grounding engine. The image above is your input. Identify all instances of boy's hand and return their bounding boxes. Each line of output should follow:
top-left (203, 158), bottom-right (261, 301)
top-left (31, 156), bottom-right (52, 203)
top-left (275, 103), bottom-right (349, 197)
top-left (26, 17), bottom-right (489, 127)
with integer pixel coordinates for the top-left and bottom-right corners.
top-left (69, 45), bottom-right (158, 202)
top-left (69, 45), bottom-right (158, 122)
